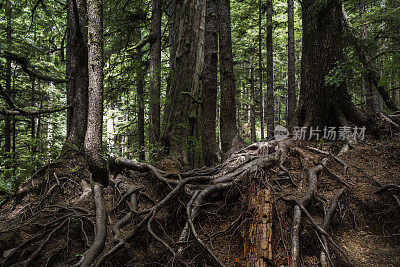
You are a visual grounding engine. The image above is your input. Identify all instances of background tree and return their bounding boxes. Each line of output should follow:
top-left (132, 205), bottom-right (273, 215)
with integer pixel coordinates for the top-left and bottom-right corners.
top-left (259, 0), bottom-right (265, 139)
top-left (266, 0), bottom-right (274, 137)
top-left (4, 0), bottom-right (12, 180)
top-left (136, 41), bottom-right (145, 161)
top-left (65, 0), bottom-right (88, 148)
top-left (287, 0), bottom-right (296, 124)
top-left (250, 55), bottom-right (257, 143)
top-left (201, 0), bottom-right (219, 166)
top-left (161, 0), bottom-right (204, 164)
top-left (85, 0), bottom-right (109, 185)
top-left (149, 0), bottom-right (161, 158)
top-left (219, 0), bottom-right (237, 153)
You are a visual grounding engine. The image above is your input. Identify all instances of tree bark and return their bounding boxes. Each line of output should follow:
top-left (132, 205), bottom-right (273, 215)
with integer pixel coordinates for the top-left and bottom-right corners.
top-left (149, 0), bottom-right (162, 156)
top-left (298, 0), bottom-right (367, 127)
top-left (259, 0), bottom-right (265, 140)
top-left (4, 0), bottom-right (12, 180)
top-left (161, 0), bottom-right (204, 164)
top-left (85, 0), bottom-right (109, 185)
top-left (266, 0), bottom-right (274, 137)
top-left (31, 78), bottom-right (36, 155)
top-left (359, 0), bottom-right (376, 113)
top-left (219, 0), bottom-right (237, 153)
top-left (65, 0), bottom-right (89, 148)
top-left (287, 0), bottom-right (297, 124)
top-left (136, 43), bottom-right (146, 162)
top-left (250, 57), bottom-right (257, 143)
top-left (242, 187), bottom-right (273, 266)
top-left (201, 0), bottom-right (219, 166)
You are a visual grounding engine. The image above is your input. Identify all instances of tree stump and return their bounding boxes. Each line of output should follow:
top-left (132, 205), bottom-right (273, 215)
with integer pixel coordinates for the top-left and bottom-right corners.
top-left (242, 187), bottom-right (273, 266)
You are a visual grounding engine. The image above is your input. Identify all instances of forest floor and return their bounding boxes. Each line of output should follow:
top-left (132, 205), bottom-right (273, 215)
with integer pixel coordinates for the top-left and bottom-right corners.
top-left (0, 133), bottom-right (399, 266)
top-left (334, 136), bottom-right (400, 266)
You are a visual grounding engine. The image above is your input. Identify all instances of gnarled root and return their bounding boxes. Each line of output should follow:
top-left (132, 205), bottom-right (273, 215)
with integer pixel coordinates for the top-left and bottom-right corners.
top-left (76, 183), bottom-right (107, 266)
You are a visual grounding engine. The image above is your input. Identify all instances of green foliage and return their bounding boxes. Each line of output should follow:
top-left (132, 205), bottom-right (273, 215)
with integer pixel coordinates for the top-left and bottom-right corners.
top-left (0, 0), bottom-right (67, 190)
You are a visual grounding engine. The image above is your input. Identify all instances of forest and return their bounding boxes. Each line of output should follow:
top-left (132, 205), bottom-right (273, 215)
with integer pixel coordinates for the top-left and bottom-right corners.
top-left (0, 0), bottom-right (400, 265)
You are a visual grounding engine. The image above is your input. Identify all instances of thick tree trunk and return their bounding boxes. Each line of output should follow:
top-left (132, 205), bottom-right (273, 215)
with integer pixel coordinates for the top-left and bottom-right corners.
top-left (189, 0), bottom-right (206, 168)
top-left (298, 0), bottom-right (366, 127)
top-left (201, 0), bottom-right (219, 166)
top-left (149, 0), bottom-right (161, 156)
top-left (85, 0), bottom-right (109, 185)
top-left (266, 0), bottom-right (274, 137)
top-left (161, 0), bottom-right (204, 164)
top-left (287, 0), bottom-right (296, 124)
top-left (65, 0), bottom-right (89, 148)
top-left (259, 0), bottom-right (265, 140)
top-left (219, 0), bottom-right (237, 153)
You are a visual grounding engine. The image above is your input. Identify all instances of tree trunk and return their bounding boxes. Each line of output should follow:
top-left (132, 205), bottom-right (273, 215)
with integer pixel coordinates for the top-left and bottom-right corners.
top-left (250, 57), bottom-right (257, 143)
top-left (4, 0), bottom-right (12, 180)
top-left (136, 43), bottom-right (146, 162)
top-left (266, 0), bottom-right (274, 137)
top-left (287, 0), bottom-right (297, 124)
top-left (85, 0), bottom-right (108, 185)
top-left (278, 85), bottom-right (281, 125)
top-left (161, 0), bottom-right (204, 164)
top-left (297, 0), bottom-right (366, 127)
top-left (219, 0), bottom-right (237, 153)
top-left (259, 0), bottom-right (265, 140)
top-left (359, 0), bottom-right (376, 113)
top-left (65, 0), bottom-right (89, 148)
top-left (201, 0), bottom-right (219, 166)
top-left (31, 79), bottom-right (38, 155)
top-left (149, 0), bottom-right (161, 156)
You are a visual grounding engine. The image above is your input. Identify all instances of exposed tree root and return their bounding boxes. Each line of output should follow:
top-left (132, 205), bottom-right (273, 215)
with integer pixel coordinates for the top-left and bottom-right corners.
top-left (76, 183), bottom-right (107, 267)
top-left (290, 135), bottom-right (357, 267)
top-left (320, 188), bottom-right (346, 267)
top-left (290, 161), bottom-right (324, 267)
top-left (375, 184), bottom-right (400, 208)
top-left (3, 132), bottom-right (398, 266)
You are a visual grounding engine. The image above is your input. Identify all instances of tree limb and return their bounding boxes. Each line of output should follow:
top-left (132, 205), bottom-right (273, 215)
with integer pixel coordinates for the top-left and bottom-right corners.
top-left (126, 33), bottom-right (155, 52)
top-left (2, 51), bottom-right (67, 83)
top-left (0, 84), bottom-right (71, 116)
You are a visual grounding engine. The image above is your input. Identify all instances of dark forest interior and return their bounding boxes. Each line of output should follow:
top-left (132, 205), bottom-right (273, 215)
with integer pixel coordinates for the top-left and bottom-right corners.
top-left (1, 0), bottom-right (400, 266)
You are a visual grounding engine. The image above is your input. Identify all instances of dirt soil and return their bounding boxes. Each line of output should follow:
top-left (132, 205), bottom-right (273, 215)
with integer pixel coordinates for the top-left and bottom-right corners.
top-left (0, 134), bottom-right (399, 266)
top-left (336, 136), bottom-right (400, 266)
